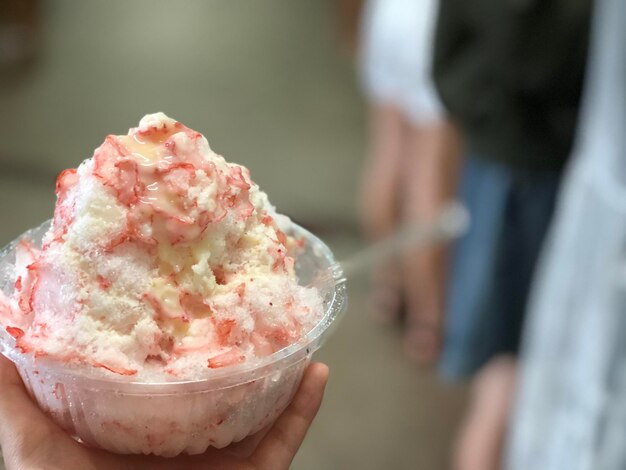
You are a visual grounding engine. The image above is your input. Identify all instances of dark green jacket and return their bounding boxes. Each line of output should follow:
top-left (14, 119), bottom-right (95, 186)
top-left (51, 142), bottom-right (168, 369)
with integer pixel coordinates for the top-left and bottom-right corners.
top-left (433, 0), bottom-right (592, 171)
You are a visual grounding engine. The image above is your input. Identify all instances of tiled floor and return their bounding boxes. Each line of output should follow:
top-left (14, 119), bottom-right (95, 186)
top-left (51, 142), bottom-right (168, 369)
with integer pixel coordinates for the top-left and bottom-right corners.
top-left (0, 2), bottom-right (468, 468)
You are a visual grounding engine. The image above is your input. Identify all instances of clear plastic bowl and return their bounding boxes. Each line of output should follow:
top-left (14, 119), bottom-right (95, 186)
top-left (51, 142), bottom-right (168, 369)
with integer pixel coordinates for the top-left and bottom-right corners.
top-left (0, 221), bottom-right (346, 457)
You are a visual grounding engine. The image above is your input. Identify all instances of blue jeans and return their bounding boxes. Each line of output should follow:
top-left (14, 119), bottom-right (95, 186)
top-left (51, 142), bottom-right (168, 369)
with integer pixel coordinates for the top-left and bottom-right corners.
top-left (440, 155), bottom-right (561, 380)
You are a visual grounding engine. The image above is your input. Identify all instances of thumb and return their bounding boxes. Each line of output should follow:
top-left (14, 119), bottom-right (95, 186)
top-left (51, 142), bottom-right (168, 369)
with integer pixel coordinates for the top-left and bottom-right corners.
top-left (251, 362), bottom-right (329, 470)
top-left (0, 352), bottom-right (24, 388)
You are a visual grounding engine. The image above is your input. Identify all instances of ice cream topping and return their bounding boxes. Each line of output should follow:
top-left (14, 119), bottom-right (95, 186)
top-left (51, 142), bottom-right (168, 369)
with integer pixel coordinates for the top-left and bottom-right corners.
top-left (0, 113), bottom-right (323, 380)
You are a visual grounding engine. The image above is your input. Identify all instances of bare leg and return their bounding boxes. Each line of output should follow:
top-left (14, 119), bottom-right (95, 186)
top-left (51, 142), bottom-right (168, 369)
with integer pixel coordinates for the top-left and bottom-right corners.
top-left (402, 120), bottom-right (461, 364)
top-left (359, 103), bottom-right (408, 322)
top-left (453, 356), bottom-right (518, 470)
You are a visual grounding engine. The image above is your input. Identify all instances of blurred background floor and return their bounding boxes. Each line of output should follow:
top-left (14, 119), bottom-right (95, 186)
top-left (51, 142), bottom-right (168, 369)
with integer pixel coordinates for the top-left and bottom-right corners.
top-left (0, 1), bottom-right (467, 468)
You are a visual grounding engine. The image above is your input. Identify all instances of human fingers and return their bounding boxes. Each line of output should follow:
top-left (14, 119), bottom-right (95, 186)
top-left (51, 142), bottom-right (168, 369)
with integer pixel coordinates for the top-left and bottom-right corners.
top-left (250, 362), bottom-right (329, 470)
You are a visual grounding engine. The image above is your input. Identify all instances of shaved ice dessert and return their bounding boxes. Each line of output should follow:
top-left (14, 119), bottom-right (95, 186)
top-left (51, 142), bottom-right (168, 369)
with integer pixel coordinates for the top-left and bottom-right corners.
top-left (0, 113), bottom-right (345, 456)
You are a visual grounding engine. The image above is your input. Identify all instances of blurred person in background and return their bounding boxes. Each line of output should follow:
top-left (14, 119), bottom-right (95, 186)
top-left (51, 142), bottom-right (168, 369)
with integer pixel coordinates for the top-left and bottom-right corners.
top-left (432, 0), bottom-right (592, 468)
top-left (507, 0), bottom-right (626, 467)
top-left (353, 0), bottom-right (460, 365)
